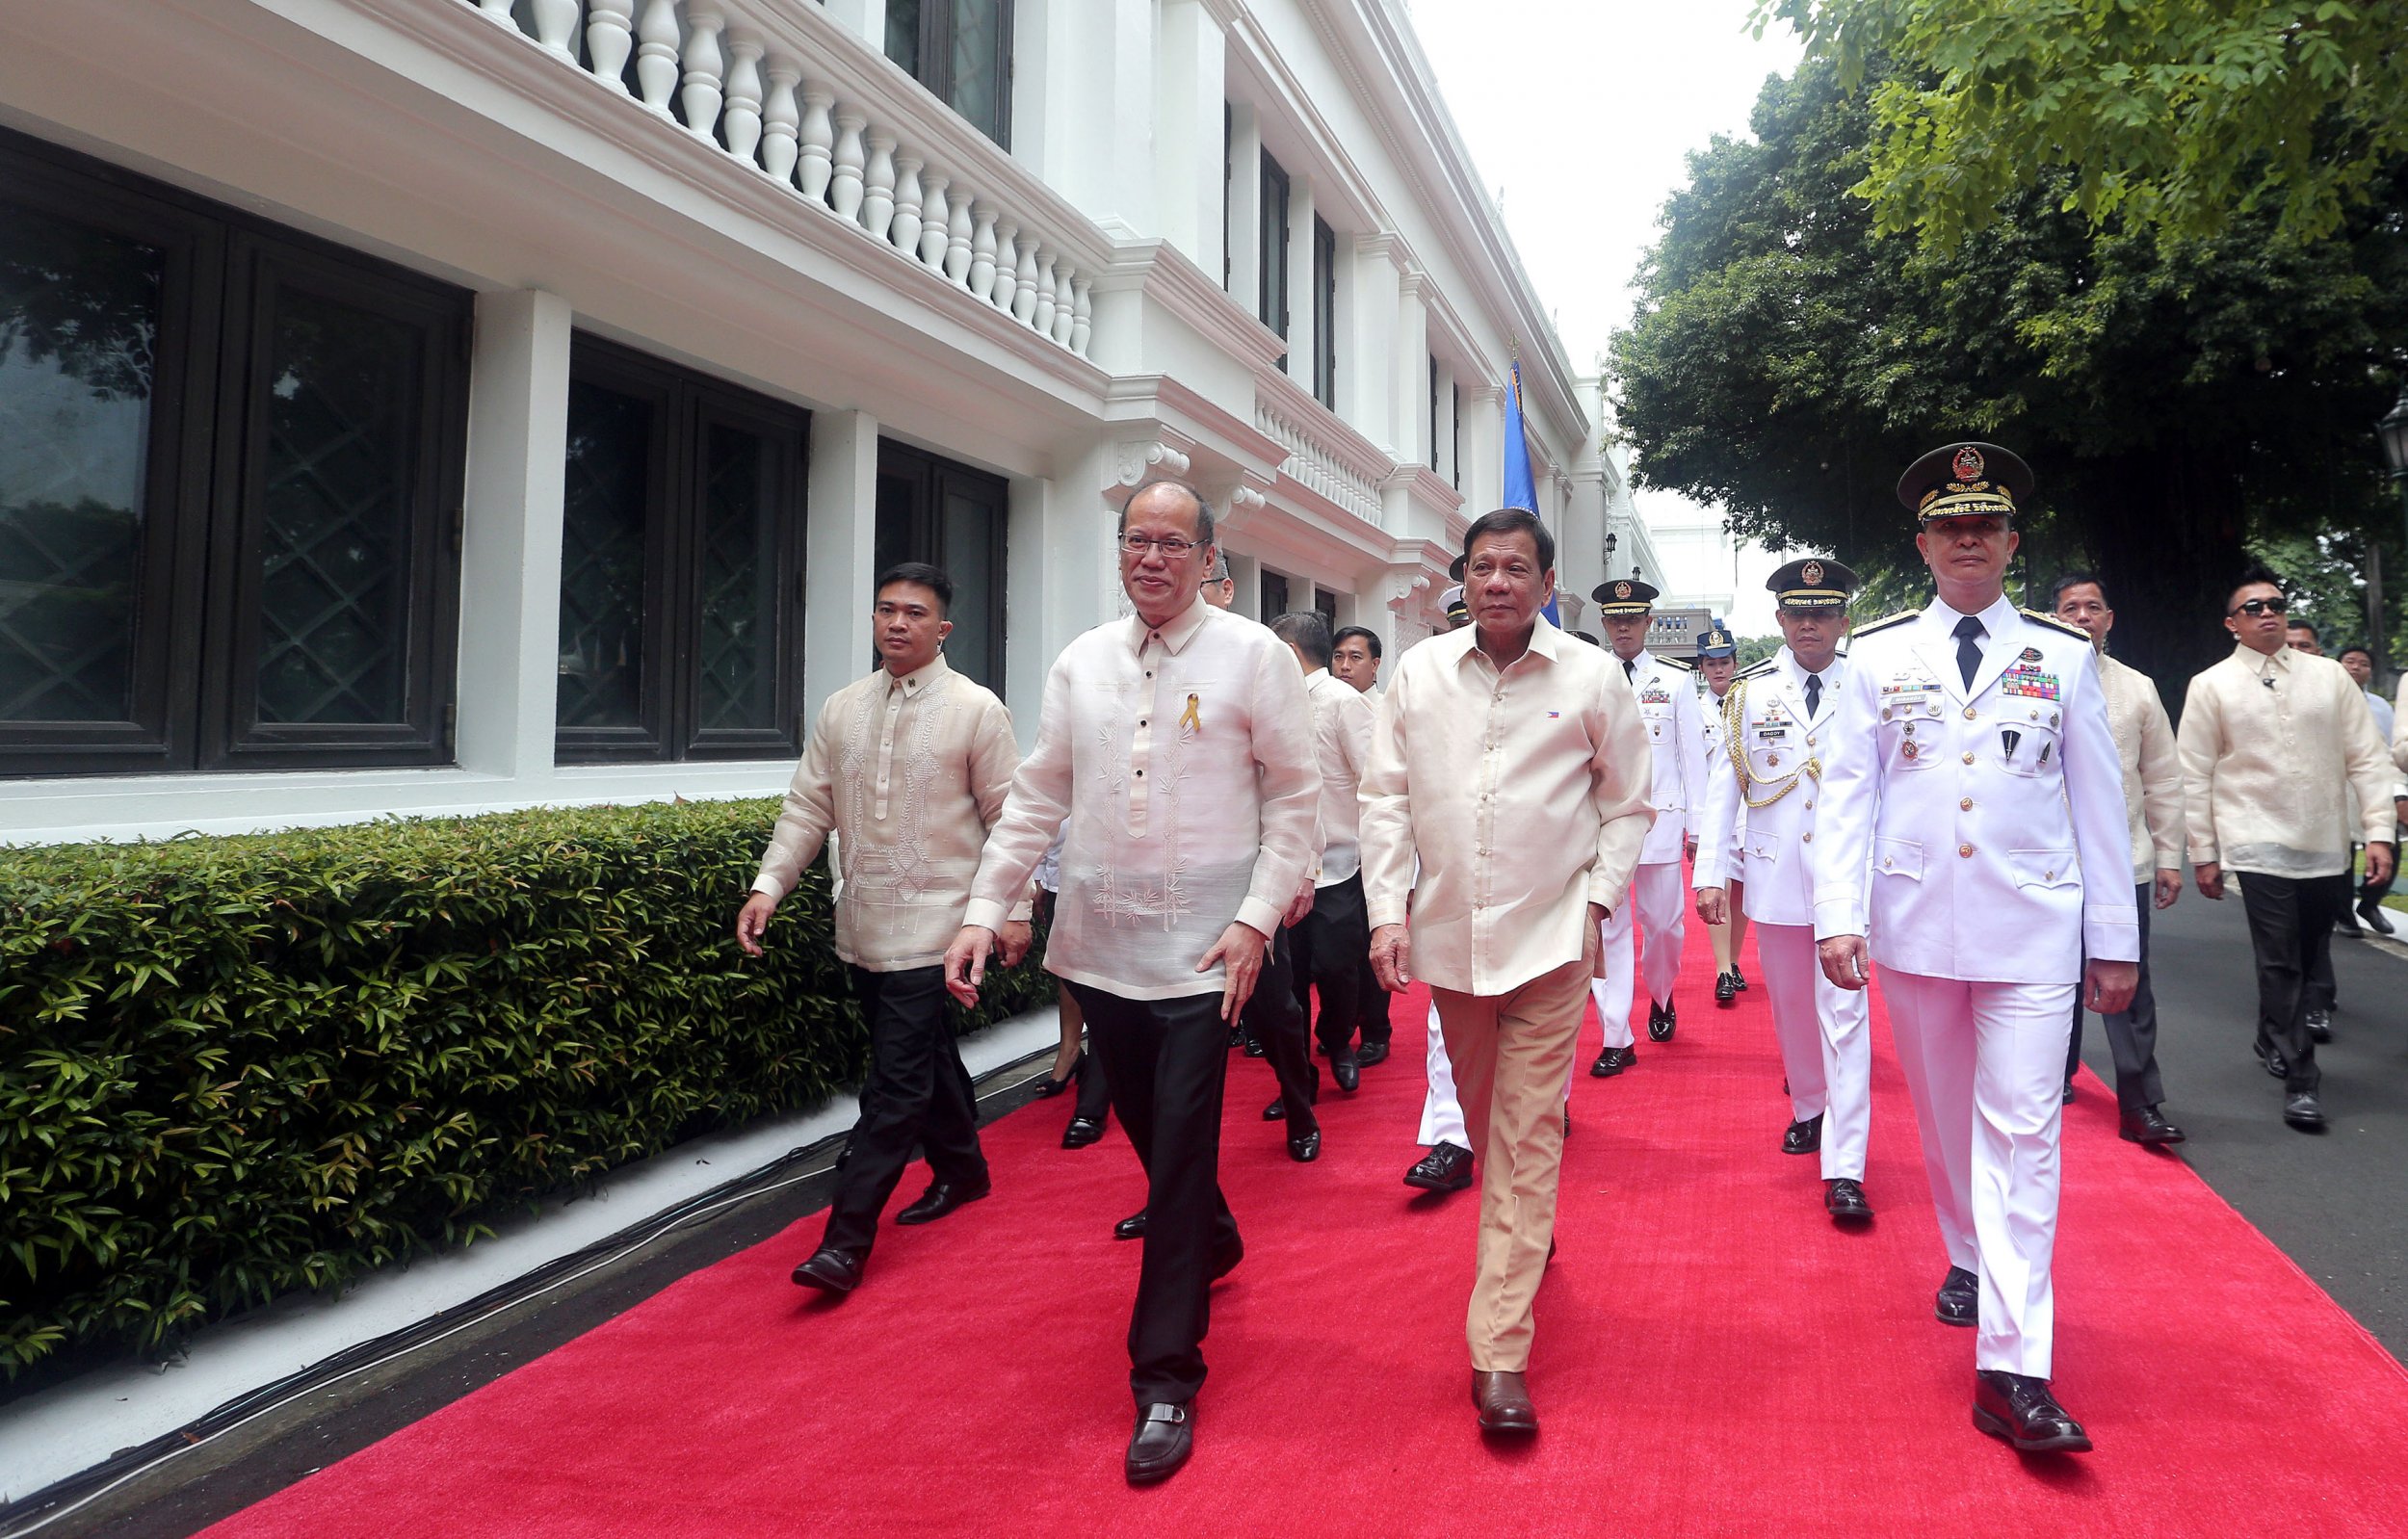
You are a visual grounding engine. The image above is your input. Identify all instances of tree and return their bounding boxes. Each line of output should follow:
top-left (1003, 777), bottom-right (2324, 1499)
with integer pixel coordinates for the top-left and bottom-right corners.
top-left (1610, 53), bottom-right (2408, 688)
top-left (1761, 0), bottom-right (2408, 251)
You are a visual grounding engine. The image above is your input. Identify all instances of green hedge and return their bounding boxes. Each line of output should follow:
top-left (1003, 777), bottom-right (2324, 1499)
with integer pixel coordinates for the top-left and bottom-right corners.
top-left (0, 798), bottom-right (1050, 1377)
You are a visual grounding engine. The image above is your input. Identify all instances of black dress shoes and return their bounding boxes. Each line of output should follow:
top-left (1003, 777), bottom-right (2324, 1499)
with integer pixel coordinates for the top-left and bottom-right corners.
top-left (1113, 1210), bottom-right (1147, 1240)
top-left (1781, 1112), bottom-right (1823, 1156)
top-left (1972, 1370), bottom-right (2091, 1453)
top-left (1062, 1114), bottom-right (1105, 1149)
top-left (791, 1246), bottom-right (862, 1294)
top-left (1591, 1045), bottom-right (1636, 1077)
top-left (1404, 1141), bottom-right (1475, 1191)
top-left (1731, 966), bottom-right (1748, 991)
top-left (2332, 907), bottom-right (2364, 938)
top-left (1356, 1039), bottom-right (1391, 1068)
top-left (1225, 1024), bottom-right (1244, 1050)
top-left (1471, 1369), bottom-right (1537, 1435)
top-left (1125, 1401), bottom-right (1193, 1483)
top-left (2359, 897), bottom-right (2395, 935)
top-left (1288, 1126), bottom-right (1322, 1162)
top-left (1647, 999), bottom-right (1677, 1041)
top-left (1935, 1265), bottom-right (1977, 1326)
top-left (1211, 1236), bottom-right (1243, 1280)
top-left (2285, 1091), bottom-right (2327, 1130)
top-left (2254, 1040), bottom-right (2289, 1080)
top-left (895, 1177), bottom-right (990, 1225)
top-left (2119, 1105), bottom-right (2186, 1145)
top-left (1242, 1034), bottom-right (1266, 1057)
top-left (1714, 971), bottom-right (1738, 1004)
top-left (1823, 1178), bottom-right (1872, 1222)
top-left (2306, 1008), bottom-right (2333, 1044)
top-left (1332, 1050), bottom-right (1361, 1092)
top-left (1264, 1095), bottom-right (1285, 1120)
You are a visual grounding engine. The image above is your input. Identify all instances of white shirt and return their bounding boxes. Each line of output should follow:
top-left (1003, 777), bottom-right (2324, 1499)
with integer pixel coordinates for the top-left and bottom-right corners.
top-left (2179, 642), bottom-right (2394, 878)
top-left (2097, 653), bottom-right (2184, 885)
top-left (962, 597), bottom-right (1320, 1001)
top-left (1811, 592), bottom-right (2138, 979)
top-left (1615, 649), bottom-right (1710, 865)
top-left (1300, 667), bottom-right (1374, 886)
top-left (752, 657), bottom-right (1024, 971)
top-left (1360, 619), bottom-right (1657, 995)
top-left (1695, 646), bottom-right (1844, 926)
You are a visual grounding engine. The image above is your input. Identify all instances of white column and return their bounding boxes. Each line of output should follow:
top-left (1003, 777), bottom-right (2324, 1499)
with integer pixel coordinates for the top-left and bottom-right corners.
top-left (1434, 359), bottom-right (1458, 487)
top-left (456, 288), bottom-right (572, 781)
top-left (1004, 442), bottom-right (1120, 749)
top-left (1151, 0), bottom-right (1227, 273)
top-left (805, 409), bottom-right (879, 718)
top-left (1017, 0), bottom-right (1155, 234)
top-left (1394, 274), bottom-right (1430, 467)
top-left (1224, 103), bottom-right (1262, 312)
top-left (1288, 178), bottom-right (1319, 389)
top-left (1461, 382), bottom-right (1502, 515)
top-left (1347, 236), bottom-right (1400, 452)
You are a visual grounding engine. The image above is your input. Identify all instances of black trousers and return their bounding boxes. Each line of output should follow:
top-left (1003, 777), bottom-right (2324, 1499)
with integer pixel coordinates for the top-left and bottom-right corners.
top-left (2068, 882), bottom-right (2166, 1110)
top-left (1065, 981), bottom-right (1242, 1405)
top-left (1072, 1032), bottom-right (1114, 1124)
top-left (820, 964), bottom-right (987, 1257)
top-left (1355, 951), bottom-right (1393, 1044)
top-left (1243, 928), bottom-right (1320, 1125)
top-left (2237, 872), bottom-right (2333, 1094)
top-left (2304, 872), bottom-right (2349, 1012)
top-left (1289, 874), bottom-right (1371, 1057)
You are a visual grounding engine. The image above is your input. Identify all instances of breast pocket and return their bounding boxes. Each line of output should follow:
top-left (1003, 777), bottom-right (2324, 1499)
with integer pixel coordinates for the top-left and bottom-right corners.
top-left (1998, 719), bottom-right (2061, 778)
top-left (1878, 715), bottom-right (1937, 771)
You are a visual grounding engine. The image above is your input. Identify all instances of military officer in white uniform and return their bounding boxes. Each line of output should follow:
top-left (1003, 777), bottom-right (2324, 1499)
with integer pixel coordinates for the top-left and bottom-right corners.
top-left (1812, 443), bottom-right (2138, 1455)
top-left (1694, 620), bottom-right (1753, 1005)
top-left (1587, 578), bottom-right (1709, 1073)
top-left (1696, 559), bottom-right (1874, 1223)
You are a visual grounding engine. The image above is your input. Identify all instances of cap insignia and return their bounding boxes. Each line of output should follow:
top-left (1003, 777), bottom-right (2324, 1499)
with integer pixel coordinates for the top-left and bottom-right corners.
top-left (1800, 561), bottom-right (1823, 587)
top-left (1951, 446), bottom-right (1985, 483)
top-left (1614, 581), bottom-right (1633, 600)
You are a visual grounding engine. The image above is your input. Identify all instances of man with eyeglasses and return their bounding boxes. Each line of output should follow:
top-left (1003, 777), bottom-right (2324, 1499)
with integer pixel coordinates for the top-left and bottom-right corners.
top-left (1812, 442), bottom-right (2136, 1453)
top-left (2177, 567), bottom-right (2395, 1133)
top-left (943, 479), bottom-right (1319, 1485)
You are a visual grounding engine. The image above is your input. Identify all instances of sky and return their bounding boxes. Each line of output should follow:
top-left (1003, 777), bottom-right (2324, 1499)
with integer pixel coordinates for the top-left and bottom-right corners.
top-left (1404, 0), bottom-right (1805, 631)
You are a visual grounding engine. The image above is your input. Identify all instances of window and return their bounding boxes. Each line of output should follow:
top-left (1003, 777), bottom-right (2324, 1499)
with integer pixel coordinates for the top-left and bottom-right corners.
top-left (1312, 217), bottom-right (1338, 408)
top-left (1452, 383), bottom-right (1462, 490)
top-left (1314, 587), bottom-right (1338, 628)
top-left (556, 336), bottom-right (806, 764)
top-left (883, 0), bottom-right (1014, 147)
top-left (875, 441), bottom-right (1008, 691)
top-left (0, 131), bottom-right (466, 778)
top-left (1260, 569), bottom-right (1290, 619)
top-left (1259, 152), bottom-right (1291, 357)
top-left (1429, 355), bottom-right (1441, 472)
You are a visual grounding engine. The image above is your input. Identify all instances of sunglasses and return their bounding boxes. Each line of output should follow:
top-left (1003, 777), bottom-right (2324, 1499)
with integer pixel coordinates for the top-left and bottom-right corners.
top-left (2229, 596), bottom-right (2289, 617)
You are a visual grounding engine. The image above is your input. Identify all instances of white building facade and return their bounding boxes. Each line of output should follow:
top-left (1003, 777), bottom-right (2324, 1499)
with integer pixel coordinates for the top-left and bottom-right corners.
top-left (0, 0), bottom-right (1608, 842)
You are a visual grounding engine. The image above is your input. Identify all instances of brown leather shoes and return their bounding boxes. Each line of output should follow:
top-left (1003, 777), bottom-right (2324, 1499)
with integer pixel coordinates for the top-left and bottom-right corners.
top-left (1471, 1369), bottom-right (1537, 1434)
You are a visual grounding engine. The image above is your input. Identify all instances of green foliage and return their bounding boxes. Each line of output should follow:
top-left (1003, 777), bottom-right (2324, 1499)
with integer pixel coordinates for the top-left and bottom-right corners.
top-left (1761, 0), bottom-right (2408, 249)
top-left (0, 799), bottom-right (1051, 1378)
top-left (1610, 49), bottom-right (2408, 688)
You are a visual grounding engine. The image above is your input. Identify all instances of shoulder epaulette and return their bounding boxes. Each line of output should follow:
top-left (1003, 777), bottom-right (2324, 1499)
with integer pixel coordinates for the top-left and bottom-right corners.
top-left (1736, 657), bottom-right (1777, 679)
top-left (1657, 654), bottom-right (1694, 672)
top-left (2020, 608), bottom-right (2091, 641)
top-left (1849, 610), bottom-right (1919, 639)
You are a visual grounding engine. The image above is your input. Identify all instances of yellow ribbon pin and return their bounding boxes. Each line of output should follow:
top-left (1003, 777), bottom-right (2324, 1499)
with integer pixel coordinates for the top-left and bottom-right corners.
top-left (1179, 692), bottom-right (1201, 732)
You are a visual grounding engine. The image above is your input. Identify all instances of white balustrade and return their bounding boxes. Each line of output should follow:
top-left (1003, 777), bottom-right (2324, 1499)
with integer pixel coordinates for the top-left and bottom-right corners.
top-left (455, 0), bottom-right (1101, 360)
top-left (1255, 394), bottom-right (1387, 526)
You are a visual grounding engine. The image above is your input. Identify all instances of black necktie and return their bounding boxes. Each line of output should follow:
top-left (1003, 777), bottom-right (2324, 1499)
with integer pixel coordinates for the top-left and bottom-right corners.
top-left (1624, 658), bottom-right (1636, 682)
top-left (1804, 672), bottom-right (1822, 717)
top-left (1952, 615), bottom-right (1985, 690)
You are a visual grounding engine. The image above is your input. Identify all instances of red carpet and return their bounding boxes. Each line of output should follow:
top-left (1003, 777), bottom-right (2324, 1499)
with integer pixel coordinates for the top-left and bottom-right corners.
top-left (205, 924), bottom-right (2408, 1538)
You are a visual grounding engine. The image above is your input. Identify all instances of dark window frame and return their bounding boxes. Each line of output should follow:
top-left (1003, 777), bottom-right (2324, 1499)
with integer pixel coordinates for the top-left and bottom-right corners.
top-left (874, 439), bottom-right (1008, 692)
top-left (555, 334), bottom-right (809, 766)
top-left (884, 0), bottom-right (1015, 149)
top-left (1452, 382), bottom-right (1462, 490)
top-left (1312, 216), bottom-right (1338, 408)
top-left (1259, 151), bottom-right (1291, 352)
top-left (1428, 353), bottom-right (1441, 473)
top-left (1260, 568), bottom-right (1290, 620)
top-left (0, 128), bottom-right (466, 779)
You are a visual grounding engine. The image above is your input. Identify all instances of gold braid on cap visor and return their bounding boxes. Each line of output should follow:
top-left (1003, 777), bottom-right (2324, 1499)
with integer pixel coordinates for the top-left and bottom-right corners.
top-left (1777, 590), bottom-right (1848, 609)
top-left (1917, 483), bottom-right (2016, 522)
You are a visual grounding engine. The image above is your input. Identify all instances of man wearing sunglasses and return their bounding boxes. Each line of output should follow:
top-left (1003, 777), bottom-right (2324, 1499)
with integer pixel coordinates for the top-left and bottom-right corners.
top-left (2176, 569), bottom-right (2395, 1133)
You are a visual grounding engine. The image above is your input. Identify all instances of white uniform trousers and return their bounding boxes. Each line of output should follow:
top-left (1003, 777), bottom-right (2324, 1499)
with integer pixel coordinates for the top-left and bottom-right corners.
top-left (1593, 861), bottom-right (1688, 1049)
top-left (1752, 923), bottom-right (1871, 1181)
top-left (1418, 1002), bottom-right (1468, 1150)
top-left (1881, 970), bottom-right (2078, 1379)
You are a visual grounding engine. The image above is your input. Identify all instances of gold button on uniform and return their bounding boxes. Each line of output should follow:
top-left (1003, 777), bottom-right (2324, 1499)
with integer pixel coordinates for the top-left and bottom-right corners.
top-left (1962, 751), bottom-right (1975, 764)
top-left (1959, 797), bottom-right (1974, 811)
top-left (1802, 831), bottom-right (1814, 843)
top-left (1959, 843), bottom-right (1975, 858)
top-left (1963, 706), bottom-right (1977, 720)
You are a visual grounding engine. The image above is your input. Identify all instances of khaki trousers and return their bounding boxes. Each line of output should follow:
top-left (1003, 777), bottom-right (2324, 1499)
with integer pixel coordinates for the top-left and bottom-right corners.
top-left (1432, 954), bottom-right (1590, 1372)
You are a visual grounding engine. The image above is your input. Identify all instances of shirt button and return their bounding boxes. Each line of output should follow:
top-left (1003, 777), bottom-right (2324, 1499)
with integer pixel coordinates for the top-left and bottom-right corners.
top-left (1802, 831), bottom-right (1814, 844)
top-left (1959, 843), bottom-right (1975, 857)
top-left (1136, 770), bottom-right (1144, 777)
top-left (1961, 751), bottom-right (1975, 765)
top-left (1804, 799), bottom-right (1815, 810)
top-left (1959, 797), bottom-right (1974, 811)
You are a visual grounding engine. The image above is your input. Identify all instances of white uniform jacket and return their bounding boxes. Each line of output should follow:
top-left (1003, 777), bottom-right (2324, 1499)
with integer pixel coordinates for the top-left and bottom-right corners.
top-left (1623, 651), bottom-right (1710, 866)
top-left (1695, 647), bottom-right (1844, 926)
top-left (1810, 594), bottom-right (2139, 980)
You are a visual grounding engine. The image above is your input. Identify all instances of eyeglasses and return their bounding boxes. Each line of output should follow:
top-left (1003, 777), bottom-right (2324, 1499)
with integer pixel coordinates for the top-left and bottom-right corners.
top-left (1117, 534), bottom-right (1201, 558)
top-left (2230, 596), bottom-right (2288, 617)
